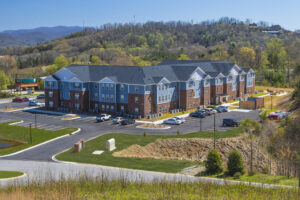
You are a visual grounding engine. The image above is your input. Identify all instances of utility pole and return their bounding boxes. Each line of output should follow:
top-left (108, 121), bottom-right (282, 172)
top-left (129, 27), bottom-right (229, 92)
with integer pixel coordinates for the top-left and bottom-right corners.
top-left (29, 123), bottom-right (32, 144)
top-left (200, 117), bottom-right (202, 132)
top-left (213, 113), bottom-right (216, 149)
top-left (250, 131), bottom-right (253, 173)
top-left (271, 95), bottom-right (273, 111)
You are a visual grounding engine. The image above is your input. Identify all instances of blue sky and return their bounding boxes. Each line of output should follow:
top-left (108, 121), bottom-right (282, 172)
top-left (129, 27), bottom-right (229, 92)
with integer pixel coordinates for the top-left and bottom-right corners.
top-left (1, 0), bottom-right (299, 31)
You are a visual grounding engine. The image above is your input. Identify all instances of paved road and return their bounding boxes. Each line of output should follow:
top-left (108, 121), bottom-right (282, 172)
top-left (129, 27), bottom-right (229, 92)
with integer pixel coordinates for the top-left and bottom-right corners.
top-left (0, 160), bottom-right (292, 189)
top-left (0, 108), bottom-right (259, 161)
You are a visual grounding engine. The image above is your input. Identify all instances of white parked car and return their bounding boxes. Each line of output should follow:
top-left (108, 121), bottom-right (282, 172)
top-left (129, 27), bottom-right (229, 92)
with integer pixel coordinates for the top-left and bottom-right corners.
top-left (112, 117), bottom-right (123, 124)
top-left (96, 114), bottom-right (111, 122)
top-left (172, 117), bottom-right (185, 123)
top-left (163, 118), bottom-right (181, 125)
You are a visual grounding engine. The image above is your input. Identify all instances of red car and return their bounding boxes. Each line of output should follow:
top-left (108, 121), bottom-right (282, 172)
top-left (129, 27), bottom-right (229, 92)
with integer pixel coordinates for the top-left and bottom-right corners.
top-left (12, 97), bottom-right (25, 102)
top-left (268, 114), bottom-right (279, 120)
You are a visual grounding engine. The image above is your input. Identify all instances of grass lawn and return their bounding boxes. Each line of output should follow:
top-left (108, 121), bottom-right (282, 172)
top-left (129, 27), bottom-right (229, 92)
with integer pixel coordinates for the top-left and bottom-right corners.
top-left (0, 171), bottom-right (24, 179)
top-left (208, 173), bottom-right (298, 187)
top-left (249, 92), bottom-right (268, 97)
top-left (56, 126), bottom-right (245, 173)
top-left (156, 109), bottom-right (197, 120)
top-left (0, 121), bottom-right (77, 156)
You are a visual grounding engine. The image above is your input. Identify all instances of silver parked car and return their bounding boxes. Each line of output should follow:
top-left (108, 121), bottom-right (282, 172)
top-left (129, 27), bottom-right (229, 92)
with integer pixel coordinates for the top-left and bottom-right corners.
top-left (163, 118), bottom-right (181, 125)
top-left (112, 117), bottom-right (123, 124)
top-left (172, 117), bottom-right (185, 123)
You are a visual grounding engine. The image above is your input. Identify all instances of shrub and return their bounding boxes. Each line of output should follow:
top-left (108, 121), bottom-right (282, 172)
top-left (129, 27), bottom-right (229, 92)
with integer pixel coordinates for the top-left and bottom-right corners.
top-left (143, 131), bottom-right (147, 137)
top-left (227, 150), bottom-right (245, 176)
top-left (248, 170), bottom-right (257, 176)
top-left (177, 130), bottom-right (180, 135)
top-left (205, 149), bottom-right (223, 175)
top-left (262, 166), bottom-right (269, 174)
top-left (233, 172), bottom-right (241, 179)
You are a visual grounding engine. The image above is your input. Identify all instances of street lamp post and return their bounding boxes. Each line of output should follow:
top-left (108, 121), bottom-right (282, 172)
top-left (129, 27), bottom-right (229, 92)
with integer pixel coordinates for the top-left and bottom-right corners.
top-left (29, 123), bottom-right (32, 144)
top-left (213, 113), bottom-right (216, 149)
top-left (35, 112), bottom-right (37, 128)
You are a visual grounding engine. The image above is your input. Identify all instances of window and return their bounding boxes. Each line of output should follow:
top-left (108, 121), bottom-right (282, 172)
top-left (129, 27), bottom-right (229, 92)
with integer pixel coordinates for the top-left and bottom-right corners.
top-left (168, 95), bottom-right (170, 100)
top-left (135, 96), bottom-right (139, 103)
top-left (165, 95), bottom-right (167, 101)
top-left (75, 93), bottom-right (80, 100)
top-left (110, 84), bottom-right (114, 90)
top-left (106, 105), bottom-right (109, 111)
top-left (48, 91), bottom-right (53, 98)
top-left (189, 81), bottom-right (193, 87)
top-left (95, 93), bottom-right (98, 98)
top-left (149, 96), bottom-right (152, 102)
top-left (162, 85), bottom-right (164, 91)
top-left (74, 82), bottom-right (80, 88)
top-left (135, 86), bottom-right (139, 92)
top-left (188, 103), bottom-right (192, 108)
top-left (189, 92), bottom-right (193, 97)
top-left (106, 95), bottom-right (109, 100)
top-left (205, 89), bottom-right (208, 94)
top-left (120, 105), bottom-right (124, 112)
top-left (158, 85), bottom-right (161, 91)
top-left (101, 104), bottom-right (105, 111)
top-left (120, 84), bottom-right (124, 90)
top-left (101, 94), bottom-right (105, 100)
top-left (47, 81), bottom-right (54, 87)
top-left (61, 101), bottom-right (64, 107)
top-left (106, 84), bottom-right (109, 90)
top-left (49, 101), bottom-right (53, 107)
top-left (149, 107), bottom-right (152, 113)
top-left (159, 107), bottom-right (162, 112)
top-left (75, 104), bottom-right (80, 110)
top-left (205, 100), bottom-right (209, 104)
top-left (135, 108), bottom-right (139, 114)
top-left (162, 96), bottom-right (164, 101)
top-left (120, 95), bottom-right (124, 101)
top-left (95, 104), bottom-right (98, 111)
top-left (159, 96), bottom-right (161, 102)
top-left (94, 84), bottom-right (98, 89)
top-left (111, 105), bottom-right (114, 112)
top-left (228, 76), bottom-right (233, 81)
top-left (205, 80), bottom-right (209, 85)
top-left (110, 95), bottom-right (114, 101)
top-left (102, 84), bottom-right (105, 89)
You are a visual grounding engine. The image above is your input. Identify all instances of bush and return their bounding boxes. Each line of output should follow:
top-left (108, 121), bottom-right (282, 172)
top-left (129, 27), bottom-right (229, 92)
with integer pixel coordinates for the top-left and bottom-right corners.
top-left (0, 92), bottom-right (14, 98)
top-left (177, 130), bottom-right (180, 135)
top-left (143, 131), bottom-right (147, 137)
top-left (233, 172), bottom-right (241, 179)
top-left (205, 149), bottom-right (223, 175)
top-left (262, 166), bottom-right (269, 174)
top-left (248, 170), bottom-right (257, 176)
top-left (227, 150), bottom-right (245, 176)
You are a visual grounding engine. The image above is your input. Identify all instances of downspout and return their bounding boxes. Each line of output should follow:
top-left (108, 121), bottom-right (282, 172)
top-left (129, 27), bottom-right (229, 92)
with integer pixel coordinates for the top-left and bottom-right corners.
top-left (144, 85), bottom-right (146, 118)
top-left (178, 82), bottom-right (180, 109)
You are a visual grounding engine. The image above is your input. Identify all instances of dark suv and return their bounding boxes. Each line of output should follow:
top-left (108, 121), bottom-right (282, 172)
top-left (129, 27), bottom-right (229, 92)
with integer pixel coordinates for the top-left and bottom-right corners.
top-left (190, 110), bottom-right (207, 118)
top-left (223, 119), bottom-right (239, 127)
top-left (121, 118), bottom-right (135, 125)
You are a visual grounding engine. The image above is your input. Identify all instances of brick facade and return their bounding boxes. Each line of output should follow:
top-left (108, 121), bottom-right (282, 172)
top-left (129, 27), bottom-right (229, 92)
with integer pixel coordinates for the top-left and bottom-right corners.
top-left (70, 91), bottom-right (89, 112)
top-left (45, 89), bottom-right (59, 110)
top-left (128, 94), bottom-right (145, 116)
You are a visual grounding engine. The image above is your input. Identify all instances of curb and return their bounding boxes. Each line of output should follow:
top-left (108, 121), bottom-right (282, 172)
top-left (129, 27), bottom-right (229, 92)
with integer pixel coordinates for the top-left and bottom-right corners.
top-left (136, 126), bottom-right (171, 130)
top-left (9, 121), bottom-right (24, 125)
top-left (0, 128), bottom-right (81, 158)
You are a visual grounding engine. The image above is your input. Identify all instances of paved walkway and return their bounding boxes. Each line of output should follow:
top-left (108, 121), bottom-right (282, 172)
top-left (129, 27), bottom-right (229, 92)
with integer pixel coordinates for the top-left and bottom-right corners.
top-left (0, 160), bottom-right (294, 189)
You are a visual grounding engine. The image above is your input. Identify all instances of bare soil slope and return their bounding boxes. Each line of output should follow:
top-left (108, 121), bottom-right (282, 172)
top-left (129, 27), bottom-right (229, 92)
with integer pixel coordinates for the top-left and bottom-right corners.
top-left (113, 135), bottom-right (276, 174)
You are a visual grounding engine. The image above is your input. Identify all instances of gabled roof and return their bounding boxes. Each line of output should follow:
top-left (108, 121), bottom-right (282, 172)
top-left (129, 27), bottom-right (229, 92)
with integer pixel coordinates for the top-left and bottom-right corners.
top-left (52, 60), bottom-right (252, 85)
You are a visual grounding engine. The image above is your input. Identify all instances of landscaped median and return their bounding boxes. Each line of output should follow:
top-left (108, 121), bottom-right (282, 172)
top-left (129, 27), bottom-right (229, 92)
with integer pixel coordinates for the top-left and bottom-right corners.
top-left (0, 121), bottom-right (78, 156)
top-left (0, 171), bottom-right (24, 179)
top-left (55, 126), bottom-right (244, 173)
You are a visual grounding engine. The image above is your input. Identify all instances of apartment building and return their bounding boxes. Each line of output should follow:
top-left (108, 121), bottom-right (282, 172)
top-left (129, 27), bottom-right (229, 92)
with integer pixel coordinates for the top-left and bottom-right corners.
top-left (44, 60), bottom-right (255, 118)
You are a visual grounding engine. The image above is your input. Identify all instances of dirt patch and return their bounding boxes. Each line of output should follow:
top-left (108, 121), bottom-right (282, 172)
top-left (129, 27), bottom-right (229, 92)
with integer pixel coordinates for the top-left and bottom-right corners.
top-left (137, 124), bottom-right (169, 129)
top-left (113, 135), bottom-right (277, 174)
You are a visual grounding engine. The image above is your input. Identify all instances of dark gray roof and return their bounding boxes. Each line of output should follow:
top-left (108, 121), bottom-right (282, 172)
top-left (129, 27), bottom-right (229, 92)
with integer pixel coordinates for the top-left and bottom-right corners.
top-left (59, 60), bottom-right (250, 84)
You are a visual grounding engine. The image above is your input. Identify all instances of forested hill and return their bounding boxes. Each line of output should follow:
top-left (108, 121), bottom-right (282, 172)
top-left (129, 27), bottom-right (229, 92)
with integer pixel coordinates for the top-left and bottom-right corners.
top-left (1, 18), bottom-right (300, 87)
top-left (0, 26), bottom-right (84, 47)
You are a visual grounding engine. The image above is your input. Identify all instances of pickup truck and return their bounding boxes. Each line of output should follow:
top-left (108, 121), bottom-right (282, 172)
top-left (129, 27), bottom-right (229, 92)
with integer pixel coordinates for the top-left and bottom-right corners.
top-left (96, 114), bottom-right (111, 122)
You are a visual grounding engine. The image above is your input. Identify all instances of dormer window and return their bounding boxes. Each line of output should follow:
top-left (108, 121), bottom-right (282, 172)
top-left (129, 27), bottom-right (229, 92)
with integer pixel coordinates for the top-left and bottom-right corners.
top-left (74, 82), bottom-right (80, 88)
